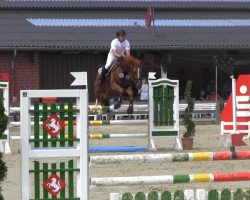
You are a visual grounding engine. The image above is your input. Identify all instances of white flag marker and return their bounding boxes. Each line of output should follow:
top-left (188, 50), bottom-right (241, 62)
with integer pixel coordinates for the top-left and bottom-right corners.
top-left (148, 72), bottom-right (156, 80)
top-left (70, 72), bottom-right (87, 86)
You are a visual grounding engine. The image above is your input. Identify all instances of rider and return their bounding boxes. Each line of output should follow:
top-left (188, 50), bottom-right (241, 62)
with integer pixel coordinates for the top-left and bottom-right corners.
top-left (100, 29), bottom-right (131, 85)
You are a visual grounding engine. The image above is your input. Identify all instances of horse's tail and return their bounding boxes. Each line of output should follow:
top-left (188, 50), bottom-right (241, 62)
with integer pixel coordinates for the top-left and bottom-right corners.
top-left (94, 72), bottom-right (100, 100)
top-left (94, 68), bottom-right (111, 107)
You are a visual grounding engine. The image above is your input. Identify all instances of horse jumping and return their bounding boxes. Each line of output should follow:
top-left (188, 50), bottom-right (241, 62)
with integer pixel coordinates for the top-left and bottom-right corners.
top-left (94, 55), bottom-right (142, 114)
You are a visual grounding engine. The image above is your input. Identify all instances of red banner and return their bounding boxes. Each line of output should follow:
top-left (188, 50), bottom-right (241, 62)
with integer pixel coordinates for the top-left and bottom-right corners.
top-left (0, 73), bottom-right (9, 81)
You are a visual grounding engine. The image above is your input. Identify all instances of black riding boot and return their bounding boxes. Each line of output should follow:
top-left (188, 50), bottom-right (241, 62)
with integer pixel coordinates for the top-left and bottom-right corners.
top-left (100, 68), bottom-right (109, 86)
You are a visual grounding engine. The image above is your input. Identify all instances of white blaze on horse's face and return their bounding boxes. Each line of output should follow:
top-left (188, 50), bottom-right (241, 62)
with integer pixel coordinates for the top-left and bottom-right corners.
top-left (132, 66), bottom-right (142, 89)
top-left (132, 66), bottom-right (140, 80)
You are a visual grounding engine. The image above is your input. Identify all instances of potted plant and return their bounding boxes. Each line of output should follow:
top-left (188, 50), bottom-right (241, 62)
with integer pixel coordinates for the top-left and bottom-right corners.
top-left (182, 80), bottom-right (196, 150)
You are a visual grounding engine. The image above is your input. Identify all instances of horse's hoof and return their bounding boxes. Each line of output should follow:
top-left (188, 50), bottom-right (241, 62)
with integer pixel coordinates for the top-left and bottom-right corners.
top-left (127, 107), bottom-right (133, 114)
top-left (114, 103), bottom-right (121, 109)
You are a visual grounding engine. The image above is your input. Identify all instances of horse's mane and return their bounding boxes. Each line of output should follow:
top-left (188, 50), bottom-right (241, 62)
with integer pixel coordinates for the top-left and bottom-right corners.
top-left (123, 55), bottom-right (141, 70)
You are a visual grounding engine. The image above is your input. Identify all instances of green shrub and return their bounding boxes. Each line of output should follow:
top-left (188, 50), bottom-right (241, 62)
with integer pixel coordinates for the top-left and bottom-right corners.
top-left (0, 96), bottom-right (8, 199)
top-left (183, 80), bottom-right (196, 138)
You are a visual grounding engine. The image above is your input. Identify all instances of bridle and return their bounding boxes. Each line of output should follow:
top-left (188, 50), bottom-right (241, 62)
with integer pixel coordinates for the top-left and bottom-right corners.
top-left (131, 67), bottom-right (141, 84)
top-left (115, 58), bottom-right (142, 87)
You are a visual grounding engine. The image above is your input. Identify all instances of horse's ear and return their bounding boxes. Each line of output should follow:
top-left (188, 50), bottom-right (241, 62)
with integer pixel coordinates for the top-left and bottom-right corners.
top-left (133, 57), bottom-right (141, 66)
top-left (136, 59), bottom-right (142, 65)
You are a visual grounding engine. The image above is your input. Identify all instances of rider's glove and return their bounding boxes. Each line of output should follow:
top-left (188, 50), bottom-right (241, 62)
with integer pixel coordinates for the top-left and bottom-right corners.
top-left (119, 54), bottom-right (125, 60)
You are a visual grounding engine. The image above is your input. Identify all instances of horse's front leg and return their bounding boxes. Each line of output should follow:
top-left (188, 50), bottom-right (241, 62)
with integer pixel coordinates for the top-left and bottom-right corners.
top-left (125, 86), bottom-right (134, 114)
top-left (110, 81), bottom-right (123, 109)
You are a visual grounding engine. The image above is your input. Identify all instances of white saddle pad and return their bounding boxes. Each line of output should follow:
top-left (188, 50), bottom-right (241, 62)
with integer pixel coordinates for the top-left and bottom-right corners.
top-left (98, 67), bottom-right (103, 75)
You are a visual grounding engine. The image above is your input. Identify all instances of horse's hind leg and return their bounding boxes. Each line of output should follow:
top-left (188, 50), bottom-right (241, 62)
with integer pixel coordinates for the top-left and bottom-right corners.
top-left (125, 86), bottom-right (134, 114)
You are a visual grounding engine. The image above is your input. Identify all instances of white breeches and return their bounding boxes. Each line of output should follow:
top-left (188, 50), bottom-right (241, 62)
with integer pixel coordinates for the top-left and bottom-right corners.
top-left (104, 54), bottom-right (118, 69)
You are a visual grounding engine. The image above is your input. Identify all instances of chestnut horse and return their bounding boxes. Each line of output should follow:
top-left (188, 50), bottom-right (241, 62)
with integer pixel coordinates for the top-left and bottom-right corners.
top-left (94, 55), bottom-right (142, 114)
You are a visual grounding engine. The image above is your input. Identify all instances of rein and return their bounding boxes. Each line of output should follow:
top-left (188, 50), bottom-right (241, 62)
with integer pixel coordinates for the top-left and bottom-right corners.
top-left (116, 59), bottom-right (141, 84)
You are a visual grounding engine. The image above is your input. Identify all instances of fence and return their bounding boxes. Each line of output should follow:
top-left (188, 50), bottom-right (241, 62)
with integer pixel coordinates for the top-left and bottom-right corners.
top-left (21, 89), bottom-right (88, 200)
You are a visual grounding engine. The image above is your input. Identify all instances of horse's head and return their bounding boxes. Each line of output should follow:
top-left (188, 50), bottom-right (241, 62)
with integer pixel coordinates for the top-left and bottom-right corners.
top-left (124, 55), bottom-right (142, 90)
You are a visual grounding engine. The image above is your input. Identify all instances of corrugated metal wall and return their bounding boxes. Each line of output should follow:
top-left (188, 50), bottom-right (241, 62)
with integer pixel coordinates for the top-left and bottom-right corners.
top-left (39, 52), bottom-right (105, 101)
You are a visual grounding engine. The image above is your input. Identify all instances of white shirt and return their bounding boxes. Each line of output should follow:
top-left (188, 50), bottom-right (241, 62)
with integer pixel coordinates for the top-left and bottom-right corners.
top-left (109, 38), bottom-right (130, 56)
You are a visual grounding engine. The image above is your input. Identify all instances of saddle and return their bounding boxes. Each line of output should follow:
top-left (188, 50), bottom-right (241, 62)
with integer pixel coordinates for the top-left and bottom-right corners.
top-left (98, 60), bottom-right (118, 76)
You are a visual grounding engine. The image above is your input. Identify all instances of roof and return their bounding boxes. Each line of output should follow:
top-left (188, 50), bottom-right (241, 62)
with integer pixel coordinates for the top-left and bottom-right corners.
top-left (1, 0), bottom-right (250, 50)
top-left (2, 0), bottom-right (250, 10)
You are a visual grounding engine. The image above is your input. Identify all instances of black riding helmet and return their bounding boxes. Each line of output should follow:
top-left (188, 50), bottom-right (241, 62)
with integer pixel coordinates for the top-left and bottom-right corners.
top-left (116, 30), bottom-right (126, 37)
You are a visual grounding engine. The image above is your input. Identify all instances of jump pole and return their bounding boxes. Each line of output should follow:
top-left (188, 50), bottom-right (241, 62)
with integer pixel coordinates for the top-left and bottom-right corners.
top-left (89, 119), bottom-right (148, 125)
top-left (90, 150), bottom-right (250, 165)
top-left (89, 104), bottom-right (148, 112)
top-left (11, 119), bottom-right (148, 126)
top-left (12, 133), bottom-right (147, 140)
top-left (89, 133), bottom-right (147, 139)
top-left (10, 104), bottom-right (148, 113)
top-left (91, 172), bottom-right (250, 186)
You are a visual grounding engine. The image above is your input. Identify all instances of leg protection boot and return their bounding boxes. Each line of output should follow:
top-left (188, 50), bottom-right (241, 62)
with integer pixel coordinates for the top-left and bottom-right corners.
top-left (100, 67), bottom-right (109, 86)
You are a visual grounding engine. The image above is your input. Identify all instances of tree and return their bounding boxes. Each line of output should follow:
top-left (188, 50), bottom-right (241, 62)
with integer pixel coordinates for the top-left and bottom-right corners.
top-left (0, 96), bottom-right (7, 199)
top-left (0, 96), bottom-right (7, 139)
